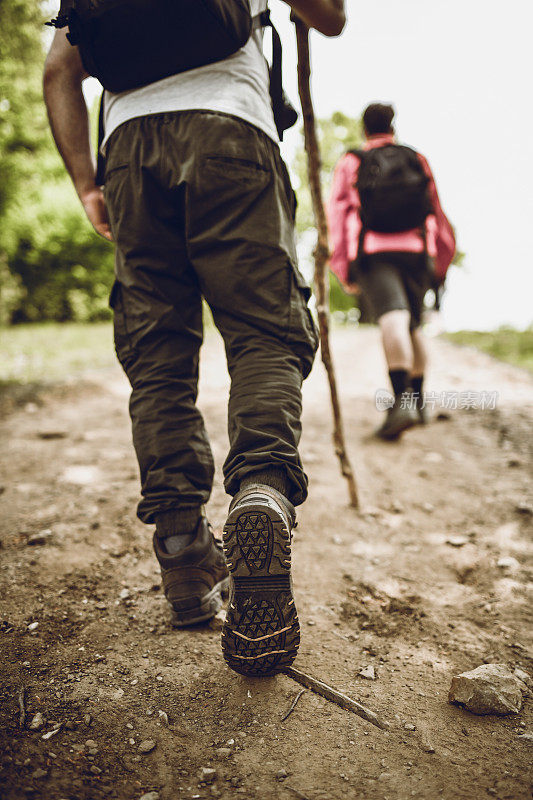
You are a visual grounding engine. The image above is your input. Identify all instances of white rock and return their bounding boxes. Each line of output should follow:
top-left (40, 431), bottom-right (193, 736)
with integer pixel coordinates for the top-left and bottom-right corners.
top-left (27, 622), bottom-right (39, 632)
top-left (198, 767), bottom-right (217, 784)
top-left (139, 793), bottom-right (159, 800)
top-left (29, 712), bottom-right (44, 730)
top-left (497, 556), bottom-right (520, 571)
top-left (138, 739), bottom-right (156, 753)
top-left (514, 668), bottom-right (531, 686)
top-left (359, 665), bottom-right (376, 680)
top-left (449, 664), bottom-right (525, 715)
top-left (446, 536), bottom-right (469, 547)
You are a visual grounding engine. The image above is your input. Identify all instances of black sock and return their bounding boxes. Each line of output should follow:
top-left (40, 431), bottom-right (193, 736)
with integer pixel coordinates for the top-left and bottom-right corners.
top-left (388, 369), bottom-right (409, 399)
top-left (411, 375), bottom-right (424, 408)
top-left (241, 469), bottom-right (290, 499)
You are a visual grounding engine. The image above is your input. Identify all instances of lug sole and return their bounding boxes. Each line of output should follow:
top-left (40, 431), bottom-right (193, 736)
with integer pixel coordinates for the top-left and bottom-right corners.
top-left (221, 503), bottom-right (299, 677)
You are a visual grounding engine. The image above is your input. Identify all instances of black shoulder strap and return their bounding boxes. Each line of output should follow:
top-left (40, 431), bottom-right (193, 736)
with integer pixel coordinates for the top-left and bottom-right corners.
top-left (347, 149), bottom-right (365, 159)
top-left (95, 92), bottom-right (106, 186)
top-left (255, 10), bottom-right (287, 139)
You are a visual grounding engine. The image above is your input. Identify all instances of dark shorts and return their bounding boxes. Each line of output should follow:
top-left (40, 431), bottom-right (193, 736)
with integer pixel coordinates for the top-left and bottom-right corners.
top-left (351, 252), bottom-right (433, 329)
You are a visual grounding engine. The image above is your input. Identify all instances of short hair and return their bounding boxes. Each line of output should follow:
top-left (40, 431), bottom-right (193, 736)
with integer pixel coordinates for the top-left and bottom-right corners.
top-left (363, 103), bottom-right (395, 135)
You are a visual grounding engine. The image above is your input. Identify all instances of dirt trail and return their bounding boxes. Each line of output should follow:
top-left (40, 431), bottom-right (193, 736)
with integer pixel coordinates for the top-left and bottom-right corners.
top-left (1, 326), bottom-right (532, 800)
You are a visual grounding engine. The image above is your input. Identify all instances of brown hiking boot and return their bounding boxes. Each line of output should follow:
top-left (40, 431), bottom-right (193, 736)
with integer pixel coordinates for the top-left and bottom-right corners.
top-left (221, 484), bottom-right (299, 677)
top-left (153, 518), bottom-right (229, 628)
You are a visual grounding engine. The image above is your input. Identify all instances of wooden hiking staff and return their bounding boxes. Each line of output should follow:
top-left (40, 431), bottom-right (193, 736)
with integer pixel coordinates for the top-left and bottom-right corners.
top-left (294, 19), bottom-right (360, 509)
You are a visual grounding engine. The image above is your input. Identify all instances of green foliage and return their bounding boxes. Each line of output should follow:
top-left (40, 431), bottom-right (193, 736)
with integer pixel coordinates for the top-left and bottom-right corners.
top-left (291, 111), bottom-right (364, 314)
top-left (0, 1), bottom-right (114, 324)
top-left (445, 328), bottom-right (533, 373)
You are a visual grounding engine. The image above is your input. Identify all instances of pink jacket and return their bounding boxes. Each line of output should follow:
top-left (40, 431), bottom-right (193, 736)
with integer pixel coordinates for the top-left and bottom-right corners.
top-left (327, 133), bottom-right (456, 284)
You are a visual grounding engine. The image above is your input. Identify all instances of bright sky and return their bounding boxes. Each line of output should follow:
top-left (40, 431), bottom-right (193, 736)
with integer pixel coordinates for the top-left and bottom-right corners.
top-left (271, 0), bottom-right (533, 331)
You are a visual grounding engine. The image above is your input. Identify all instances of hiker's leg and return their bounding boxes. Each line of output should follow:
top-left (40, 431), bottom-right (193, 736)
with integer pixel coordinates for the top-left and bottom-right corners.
top-left (184, 112), bottom-right (318, 507)
top-left (104, 118), bottom-right (214, 527)
top-left (411, 326), bottom-right (428, 381)
top-left (379, 309), bottom-right (413, 373)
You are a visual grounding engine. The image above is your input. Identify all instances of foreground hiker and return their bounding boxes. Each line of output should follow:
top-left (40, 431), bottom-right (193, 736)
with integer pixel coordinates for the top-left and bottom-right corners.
top-left (328, 103), bottom-right (455, 439)
top-left (43, 0), bottom-right (345, 676)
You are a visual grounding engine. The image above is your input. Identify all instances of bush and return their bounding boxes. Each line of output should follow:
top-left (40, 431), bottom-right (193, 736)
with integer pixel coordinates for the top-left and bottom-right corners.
top-left (4, 179), bottom-right (114, 323)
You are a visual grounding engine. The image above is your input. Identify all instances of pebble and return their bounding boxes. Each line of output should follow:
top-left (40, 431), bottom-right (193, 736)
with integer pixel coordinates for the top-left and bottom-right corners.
top-left (85, 740), bottom-right (97, 749)
top-left (31, 769), bottom-right (47, 779)
top-left (515, 502), bottom-right (532, 515)
top-left (27, 622), bottom-right (39, 632)
top-left (27, 530), bottom-right (52, 546)
top-left (446, 536), bottom-right (469, 548)
top-left (157, 710), bottom-right (169, 727)
top-left (29, 713), bottom-right (44, 731)
top-left (139, 794), bottom-right (159, 800)
top-left (496, 556), bottom-right (520, 571)
top-left (404, 723), bottom-right (416, 731)
top-left (198, 767), bottom-right (217, 784)
top-left (449, 663), bottom-right (526, 715)
top-left (138, 740), bottom-right (156, 754)
top-left (41, 727), bottom-right (61, 740)
top-left (517, 732), bottom-right (533, 743)
top-left (215, 748), bottom-right (231, 759)
top-left (90, 766), bottom-right (102, 775)
top-left (84, 715), bottom-right (92, 726)
top-left (359, 665), bottom-right (376, 680)
top-left (276, 769), bottom-right (288, 781)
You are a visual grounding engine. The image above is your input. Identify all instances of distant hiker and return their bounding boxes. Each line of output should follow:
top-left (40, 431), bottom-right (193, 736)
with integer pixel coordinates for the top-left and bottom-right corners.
top-left (43, 0), bottom-right (345, 676)
top-left (328, 103), bottom-right (455, 439)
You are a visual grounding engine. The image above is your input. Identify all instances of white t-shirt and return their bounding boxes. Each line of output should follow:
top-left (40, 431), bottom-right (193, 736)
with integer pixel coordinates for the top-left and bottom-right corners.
top-left (102, 0), bottom-right (277, 149)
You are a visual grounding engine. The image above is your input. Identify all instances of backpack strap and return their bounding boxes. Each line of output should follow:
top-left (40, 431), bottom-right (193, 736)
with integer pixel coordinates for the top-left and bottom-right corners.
top-left (255, 10), bottom-right (297, 140)
top-left (95, 91), bottom-right (106, 186)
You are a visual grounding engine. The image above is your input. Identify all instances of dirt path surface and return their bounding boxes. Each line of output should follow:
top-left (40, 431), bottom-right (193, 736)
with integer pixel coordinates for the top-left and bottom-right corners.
top-left (1, 327), bottom-right (532, 800)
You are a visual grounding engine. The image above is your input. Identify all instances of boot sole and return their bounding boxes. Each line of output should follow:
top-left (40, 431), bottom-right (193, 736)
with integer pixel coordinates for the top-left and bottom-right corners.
top-left (376, 415), bottom-right (417, 440)
top-left (221, 503), bottom-right (299, 677)
top-left (170, 576), bottom-right (230, 628)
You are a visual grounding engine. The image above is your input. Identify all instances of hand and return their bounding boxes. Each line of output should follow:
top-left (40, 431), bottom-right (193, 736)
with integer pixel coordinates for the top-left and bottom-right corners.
top-left (79, 186), bottom-right (113, 241)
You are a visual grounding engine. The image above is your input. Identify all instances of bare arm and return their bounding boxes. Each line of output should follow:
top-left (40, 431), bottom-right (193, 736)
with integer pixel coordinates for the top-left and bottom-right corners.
top-left (282, 0), bottom-right (346, 36)
top-left (43, 30), bottom-right (112, 240)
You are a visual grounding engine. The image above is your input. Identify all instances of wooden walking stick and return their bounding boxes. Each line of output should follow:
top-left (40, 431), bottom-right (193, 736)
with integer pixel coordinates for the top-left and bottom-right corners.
top-left (294, 19), bottom-right (359, 508)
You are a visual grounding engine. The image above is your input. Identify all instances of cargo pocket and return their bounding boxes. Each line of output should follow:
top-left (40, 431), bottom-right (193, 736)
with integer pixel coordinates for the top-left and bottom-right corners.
top-left (109, 280), bottom-right (137, 373)
top-left (287, 271), bottom-right (319, 379)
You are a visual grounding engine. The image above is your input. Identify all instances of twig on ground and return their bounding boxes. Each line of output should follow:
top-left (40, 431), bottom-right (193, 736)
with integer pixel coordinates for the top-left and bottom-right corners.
top-left (294, 19), bottom-right (359, 509)
top-left (18, 687), bottom-right (26, 728)
top-left (281, 688), bottom-right (306, 722)
top-left (287, 786), bottom-right (311, 800)
top-left (283, 666), bottom-right (390, 731)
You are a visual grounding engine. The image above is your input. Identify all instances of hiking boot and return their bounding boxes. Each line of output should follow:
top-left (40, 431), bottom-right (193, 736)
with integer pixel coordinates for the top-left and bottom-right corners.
top-left (221, 484), bottom-right (299, 677)
top-left (153, 517), bottom-right (229, 628)
top-left (375, 398), bottom-right (417, 440)
top-left (416, 404), bottom-right (430, 425)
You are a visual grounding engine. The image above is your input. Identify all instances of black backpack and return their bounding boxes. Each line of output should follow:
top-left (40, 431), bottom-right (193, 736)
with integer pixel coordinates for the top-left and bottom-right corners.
top-left (350, 144), bottom-right (432, 233)
top-left (46, 0), bottom-right (297, 140)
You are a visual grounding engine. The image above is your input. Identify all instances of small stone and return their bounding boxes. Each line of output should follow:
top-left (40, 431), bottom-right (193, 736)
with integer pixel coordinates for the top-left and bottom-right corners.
top-left (27, 530), bottom-right (52, 546)
top-left (29, 713), bottom-right (44, 731)
top-left (84, 715), bottom-right (92, 726)
top-left (517, 732), bottom-right (533, 743)
top-left (307, 620), bottom-right (316, 626)
top-left (359, 665), bottom-right (376, 680)
top-left (497, 556), bottom-right (520, 571)
top-left (31, 769), bottom-right (47, 779)
top-left (449, 664), bottom-right (525, 715)
top-left (126, 723), bottom-right (134, 730)
top-left (85, 740), bottom-right (97, 749)
top-left (157, 710), bottom-right (169, 727)
top-left (119, 588), bottom-right (131, 600)
top-left (90, 766), bottom-right (102, 775)
top-left (139, 794), bottom-right (159, 800)
top-left (198, 767), bottom-right (217, 784)
top-left (514, 668), bottom-right (531, 686)
top-left (215, 748), bottom-right (231, 759)
top-left (41, 727), bottom-right (61, 740)
top-left (404, 723), bottom-right (416, 731)
top-left (507, 455), bottom-right (522, 467)
top-left (390, 500), bottom-right (404, 514)
top-left (515, 502), bottom-right (532, 515)
top-left (422, 502), bottom-right (435, 513)
top-left (275, 769), bottom-right (288, 781)
top-left (446, 536), bottom-right (469, 548)
top-left (27, 622), bottom-right (39, 632)
top-left (138, 740), bottom-right (156, 754)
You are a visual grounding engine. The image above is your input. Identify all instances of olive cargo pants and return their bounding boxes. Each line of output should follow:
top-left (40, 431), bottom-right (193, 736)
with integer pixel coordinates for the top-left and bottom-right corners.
top-left (104, 111), bottom-right (318, 524)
